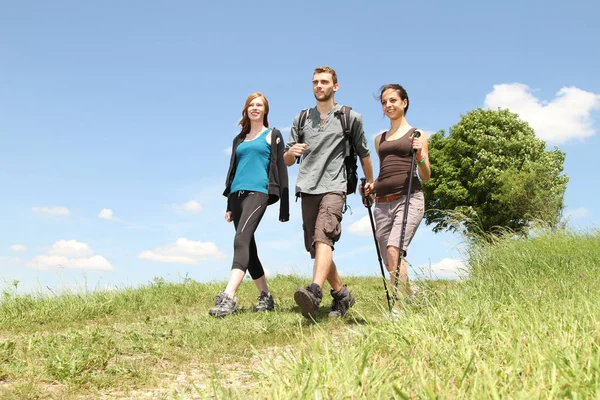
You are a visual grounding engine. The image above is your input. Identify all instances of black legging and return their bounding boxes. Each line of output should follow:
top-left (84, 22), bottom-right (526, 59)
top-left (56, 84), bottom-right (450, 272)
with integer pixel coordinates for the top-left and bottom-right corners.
top-left (229, 191), bottom-right (268, 279)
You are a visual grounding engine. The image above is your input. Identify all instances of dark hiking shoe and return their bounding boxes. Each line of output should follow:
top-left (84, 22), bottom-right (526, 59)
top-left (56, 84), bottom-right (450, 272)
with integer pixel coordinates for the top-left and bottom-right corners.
top-left (208, 291), bottom-right (238, 317)
top-left (254, 291), bottom-right (275, 312)
top-left (328, 285), bottom-right (355, 317)
top-left (294, 283), bottom-right (322, 319)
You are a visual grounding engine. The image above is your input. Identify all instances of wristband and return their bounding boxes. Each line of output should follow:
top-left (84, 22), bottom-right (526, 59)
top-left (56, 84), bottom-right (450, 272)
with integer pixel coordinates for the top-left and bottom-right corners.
top-left (416, 156), bottom-right (427, 165)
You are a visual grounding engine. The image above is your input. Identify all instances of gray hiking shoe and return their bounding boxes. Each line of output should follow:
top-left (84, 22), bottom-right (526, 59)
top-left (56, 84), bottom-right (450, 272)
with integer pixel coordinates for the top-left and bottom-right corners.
top-left (254, 291), bottom-right (275, 312)
top-left (208, 291), bottom-right (238, 317)
top-left (328, 285), bottom-right (355, 317)
top-left (294, 283), bottom-right (322, 319)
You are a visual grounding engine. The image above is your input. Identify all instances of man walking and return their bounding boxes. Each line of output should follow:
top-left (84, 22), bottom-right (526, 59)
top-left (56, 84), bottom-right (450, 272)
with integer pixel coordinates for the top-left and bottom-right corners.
top-left (284, 66), bottom-right (374, 319)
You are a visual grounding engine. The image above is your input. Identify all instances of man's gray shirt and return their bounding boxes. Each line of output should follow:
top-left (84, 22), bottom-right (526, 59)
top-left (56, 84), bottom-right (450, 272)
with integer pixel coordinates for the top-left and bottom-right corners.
top-left (286, 104), bottom-right (370, 195)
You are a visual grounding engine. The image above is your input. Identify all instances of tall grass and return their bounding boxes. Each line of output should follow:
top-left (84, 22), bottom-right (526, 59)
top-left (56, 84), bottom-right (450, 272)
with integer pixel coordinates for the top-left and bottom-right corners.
top-left (218, 229), bottom-right (600, 399)
top-left (0, 229), bottom-right (597, 399)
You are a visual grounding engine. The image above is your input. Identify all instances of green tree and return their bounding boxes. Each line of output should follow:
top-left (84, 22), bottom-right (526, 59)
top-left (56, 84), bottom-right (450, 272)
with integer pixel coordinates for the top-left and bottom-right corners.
top-left (422, 108), bottom-right (568, 236)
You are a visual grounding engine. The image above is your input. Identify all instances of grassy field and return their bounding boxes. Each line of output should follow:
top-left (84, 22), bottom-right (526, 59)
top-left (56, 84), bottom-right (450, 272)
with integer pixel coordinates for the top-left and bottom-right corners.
top-left (1, 229), bottom-right (598, 399)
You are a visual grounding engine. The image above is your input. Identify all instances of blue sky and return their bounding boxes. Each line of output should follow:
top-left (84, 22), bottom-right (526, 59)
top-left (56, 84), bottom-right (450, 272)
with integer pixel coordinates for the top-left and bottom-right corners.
top-left (1, 0), bottom-right (598, 294)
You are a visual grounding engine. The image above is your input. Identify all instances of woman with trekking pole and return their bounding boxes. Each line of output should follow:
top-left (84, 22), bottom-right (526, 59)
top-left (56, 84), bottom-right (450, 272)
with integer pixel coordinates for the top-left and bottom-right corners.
top-left (363, 84), bottom-right (431, 305)
top-left (210, 92), bottom-right (289, 317)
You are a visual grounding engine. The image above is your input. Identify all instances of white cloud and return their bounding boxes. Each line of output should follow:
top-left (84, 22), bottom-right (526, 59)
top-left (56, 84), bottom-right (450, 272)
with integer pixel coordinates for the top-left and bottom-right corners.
top-left (348, 216), bottom-right (373, 236)
top-left (10, 244), bottom-right (27, 253)
top-left (224, 146), bottom-right (232, 155)
top-left (48, 240), bottom-right (93, 257)
top-left (29, 254), bottom-right (113, 271)
top-left (98, 208), bottom-right (120, 221)
top-left (29, 255), bottom-right (68, 270)
top-left (565, 207), bottom-right (589, 219)
top-left (139, 237), bottom-right (225, 264)
top-left (484, 83), bottom-right (600, 144)
top-left (32, 206), bottom-right (70, 215)
top-left (415, 258), bottom-right (466, 280)
top-left (66, 255), bottom-right (113, 270)
top-left (0, 256), bottom-right (21, 266)
top-left (172, 200), bottom-right (202, 214)
top-left (279, 126), bottom-right (291, 133)
top-left (27, 239), bottom-right (114, 271)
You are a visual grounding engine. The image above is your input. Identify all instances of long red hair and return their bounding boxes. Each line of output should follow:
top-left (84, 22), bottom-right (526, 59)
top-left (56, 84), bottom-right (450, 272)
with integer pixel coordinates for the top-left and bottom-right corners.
top-left (238, 92), bottom-right (269, 136)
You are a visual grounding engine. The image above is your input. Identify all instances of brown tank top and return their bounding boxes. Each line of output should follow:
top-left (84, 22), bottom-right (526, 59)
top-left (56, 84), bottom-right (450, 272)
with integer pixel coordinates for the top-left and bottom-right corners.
top-left (375, 128), bottom-right (422, 197)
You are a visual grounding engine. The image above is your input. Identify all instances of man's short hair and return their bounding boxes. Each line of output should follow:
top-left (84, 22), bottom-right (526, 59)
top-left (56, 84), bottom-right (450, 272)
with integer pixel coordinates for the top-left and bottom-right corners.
top-left (313, 66), bottom-right (338, 85)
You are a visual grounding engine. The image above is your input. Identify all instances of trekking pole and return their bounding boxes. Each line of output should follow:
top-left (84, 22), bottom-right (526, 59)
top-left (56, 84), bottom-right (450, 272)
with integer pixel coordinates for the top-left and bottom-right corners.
top-left (394, 130), bottom-right (421, 295)
top-left (360, 177), bottom-right (392, 312)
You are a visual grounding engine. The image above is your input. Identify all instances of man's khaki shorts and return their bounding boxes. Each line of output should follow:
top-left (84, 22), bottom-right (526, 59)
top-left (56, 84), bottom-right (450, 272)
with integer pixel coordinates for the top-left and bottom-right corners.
top-left (301, 191), bottom-right (345, 259)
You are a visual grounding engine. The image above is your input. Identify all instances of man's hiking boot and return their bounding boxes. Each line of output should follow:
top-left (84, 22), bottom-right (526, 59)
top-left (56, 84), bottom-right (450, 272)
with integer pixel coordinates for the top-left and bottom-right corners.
top-left (208, 291), bottom-right (238, 317)
top-left (328, 285), bottom-right (355, 317)
top-left (294, 283), bottom-right (322, 319)
top-left (254, 291), bottom-right (275, 312)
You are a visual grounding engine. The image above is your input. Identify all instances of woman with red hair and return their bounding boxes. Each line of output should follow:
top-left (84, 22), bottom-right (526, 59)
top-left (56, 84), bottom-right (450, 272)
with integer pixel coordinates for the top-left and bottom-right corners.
top-left (210, 92), bottom-right (289, 317)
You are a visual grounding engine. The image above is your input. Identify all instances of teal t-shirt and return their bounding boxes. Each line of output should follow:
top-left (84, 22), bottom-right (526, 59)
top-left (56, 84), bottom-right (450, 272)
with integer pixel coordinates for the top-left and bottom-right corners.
top-left (230, 129), bottom-right (271, 194)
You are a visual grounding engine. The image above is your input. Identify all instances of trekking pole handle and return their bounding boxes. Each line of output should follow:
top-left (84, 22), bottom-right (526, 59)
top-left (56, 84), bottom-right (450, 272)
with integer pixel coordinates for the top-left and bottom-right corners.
top-left (410, 130), bottom-right (421, 155)
top-left (360, 177), bottom-right (372, 208)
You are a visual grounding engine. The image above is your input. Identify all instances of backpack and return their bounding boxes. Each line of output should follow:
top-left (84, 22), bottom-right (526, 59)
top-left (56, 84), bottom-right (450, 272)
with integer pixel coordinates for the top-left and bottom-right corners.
top-left (296, 105), bottom-right (358, 196)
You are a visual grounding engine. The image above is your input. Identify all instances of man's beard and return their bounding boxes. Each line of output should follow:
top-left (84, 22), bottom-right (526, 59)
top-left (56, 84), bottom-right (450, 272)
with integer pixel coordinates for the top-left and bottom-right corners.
top-left (314, 90), bottom-right (333, 102)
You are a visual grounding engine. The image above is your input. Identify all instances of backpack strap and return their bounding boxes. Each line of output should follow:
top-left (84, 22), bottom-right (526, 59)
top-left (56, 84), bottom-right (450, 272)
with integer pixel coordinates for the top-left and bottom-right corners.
top-left (336, 105), bottom-right (354, 157)
top-left (295, 109), bottom-right (309, 164)
top-left (339, 105), bottom-right (352, 136)
top-left (297, 109), bottom-right (309, 142)
top-left (336, 105), bottom-right (357, 214)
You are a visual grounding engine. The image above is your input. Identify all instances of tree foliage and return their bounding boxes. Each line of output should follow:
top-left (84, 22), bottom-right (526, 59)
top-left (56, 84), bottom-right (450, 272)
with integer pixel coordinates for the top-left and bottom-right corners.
top-left (422, 108), bottom-right (568, 236)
